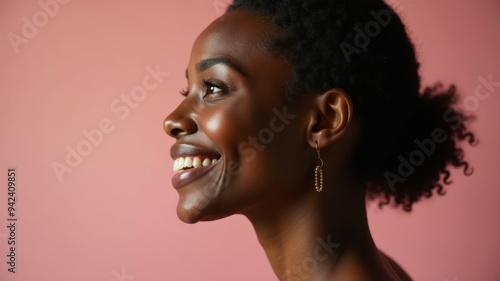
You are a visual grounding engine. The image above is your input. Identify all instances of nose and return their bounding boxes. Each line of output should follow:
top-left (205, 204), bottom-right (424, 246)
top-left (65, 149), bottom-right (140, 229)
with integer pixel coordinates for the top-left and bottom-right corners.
top-left (163, 101), bottom-right (198, 138)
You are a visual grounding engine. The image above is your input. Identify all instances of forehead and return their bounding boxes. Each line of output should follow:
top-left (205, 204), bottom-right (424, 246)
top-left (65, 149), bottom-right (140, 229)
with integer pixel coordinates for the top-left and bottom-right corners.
top-left (192, 10), bottom-right (275, 60)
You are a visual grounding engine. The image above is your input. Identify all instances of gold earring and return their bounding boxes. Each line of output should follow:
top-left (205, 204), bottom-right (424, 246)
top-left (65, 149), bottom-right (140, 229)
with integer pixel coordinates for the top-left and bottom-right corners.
top-left (315, 141), bottom-right (324, 192)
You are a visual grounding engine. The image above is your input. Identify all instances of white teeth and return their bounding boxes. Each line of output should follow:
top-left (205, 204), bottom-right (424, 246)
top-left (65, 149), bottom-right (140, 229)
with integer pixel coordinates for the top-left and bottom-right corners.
top-left (173, 156), bottom-right (219, 172)
top-left (193, 157), bottom-right (201, 168)
top-left (173, 158), bottom-right (183, 171)
top-left (184, 157), bottom-right (193, 168)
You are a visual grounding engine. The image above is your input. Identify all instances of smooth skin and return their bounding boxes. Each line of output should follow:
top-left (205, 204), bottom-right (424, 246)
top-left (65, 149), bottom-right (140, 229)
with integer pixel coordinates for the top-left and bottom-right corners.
top-left (164, 10), bottom-right (412, 281)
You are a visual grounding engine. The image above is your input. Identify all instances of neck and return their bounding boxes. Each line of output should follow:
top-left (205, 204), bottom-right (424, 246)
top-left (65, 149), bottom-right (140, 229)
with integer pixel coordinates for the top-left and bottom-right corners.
top-left (244, 184), bottom-right (387, 280)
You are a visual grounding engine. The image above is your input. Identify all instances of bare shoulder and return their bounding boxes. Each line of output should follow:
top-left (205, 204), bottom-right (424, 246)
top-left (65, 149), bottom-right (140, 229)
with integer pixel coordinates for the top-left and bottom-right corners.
top-left (379, 250), bottom-right (413, 281)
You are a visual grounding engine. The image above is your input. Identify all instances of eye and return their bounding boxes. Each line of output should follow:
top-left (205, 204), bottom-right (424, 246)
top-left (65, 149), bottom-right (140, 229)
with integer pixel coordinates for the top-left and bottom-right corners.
top-left (207, 84), bottom-right (222, 95)
top-left (202, 79), bottom-right (227, 98)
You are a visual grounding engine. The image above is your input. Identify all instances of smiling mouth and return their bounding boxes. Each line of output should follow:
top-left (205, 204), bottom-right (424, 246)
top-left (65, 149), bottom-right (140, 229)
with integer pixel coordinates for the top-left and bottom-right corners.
top-left (173, 156), bottom-right (221, 172)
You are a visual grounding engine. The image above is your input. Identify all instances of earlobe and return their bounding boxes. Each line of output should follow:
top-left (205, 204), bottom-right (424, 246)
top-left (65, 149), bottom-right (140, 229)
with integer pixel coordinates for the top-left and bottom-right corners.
top-left (306, 88), bottom-right (353, 148)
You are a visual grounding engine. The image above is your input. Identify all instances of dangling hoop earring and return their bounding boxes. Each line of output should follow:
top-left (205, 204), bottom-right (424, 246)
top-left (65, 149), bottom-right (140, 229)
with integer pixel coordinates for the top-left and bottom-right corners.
top-left (315, 141), bottom-right (324, 192)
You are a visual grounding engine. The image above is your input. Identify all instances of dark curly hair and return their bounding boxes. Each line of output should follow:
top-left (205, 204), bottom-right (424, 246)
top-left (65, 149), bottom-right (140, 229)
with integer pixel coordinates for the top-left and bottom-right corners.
top-left (226, 0), bottom-right (476, 211)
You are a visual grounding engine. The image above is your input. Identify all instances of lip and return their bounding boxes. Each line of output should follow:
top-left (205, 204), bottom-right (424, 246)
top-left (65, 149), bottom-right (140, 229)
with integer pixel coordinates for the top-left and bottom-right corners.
top-left (171, 162), bottom-right (220, 189)
top-left (170, 143), bottom-right (221, 189)
top-left (170, 143), bottom-right (221, 159)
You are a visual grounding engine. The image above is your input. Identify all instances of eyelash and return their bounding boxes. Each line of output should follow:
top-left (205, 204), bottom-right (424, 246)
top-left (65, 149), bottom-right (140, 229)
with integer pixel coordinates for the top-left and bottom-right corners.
top-left (180, 88), bottom-right (189, 96)
top-left (179, 80), bottom-right (227, 97)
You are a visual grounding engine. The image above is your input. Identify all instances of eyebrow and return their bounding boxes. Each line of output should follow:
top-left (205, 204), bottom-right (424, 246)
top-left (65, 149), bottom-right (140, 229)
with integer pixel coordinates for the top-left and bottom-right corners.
top-left (185, 57), bottom-right (247, 79)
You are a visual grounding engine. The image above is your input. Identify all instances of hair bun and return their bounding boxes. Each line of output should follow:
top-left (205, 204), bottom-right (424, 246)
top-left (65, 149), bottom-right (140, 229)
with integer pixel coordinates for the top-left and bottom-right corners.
top-left (367, 83), bottom-right (476, 211)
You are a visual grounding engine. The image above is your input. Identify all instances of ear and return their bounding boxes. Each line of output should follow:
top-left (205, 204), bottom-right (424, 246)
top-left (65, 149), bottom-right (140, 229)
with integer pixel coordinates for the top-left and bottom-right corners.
top-left (305, 88), bottom-right (353, 149)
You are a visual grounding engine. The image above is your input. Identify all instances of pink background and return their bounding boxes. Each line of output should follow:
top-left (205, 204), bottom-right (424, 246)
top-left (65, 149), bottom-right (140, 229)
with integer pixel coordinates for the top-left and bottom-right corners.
top-left (1, 0), bottom-right (499, 280)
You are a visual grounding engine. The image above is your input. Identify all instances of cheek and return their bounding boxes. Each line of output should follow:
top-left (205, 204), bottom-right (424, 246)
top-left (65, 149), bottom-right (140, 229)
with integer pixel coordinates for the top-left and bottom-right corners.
top-left (253, 124), bottom-right (308, 186)
top-left (200, 106), bottom-right (247, 158)
top-left (235, 112), bottom-right (309, 189)
top-left (198, 99), bottom-right (308, 194)
top-left (200, 100), bottom-right (271, 153)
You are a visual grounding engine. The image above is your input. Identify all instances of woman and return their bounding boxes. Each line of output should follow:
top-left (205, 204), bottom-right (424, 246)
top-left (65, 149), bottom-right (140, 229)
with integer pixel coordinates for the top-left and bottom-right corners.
top-left (163, 0), bottom-right (474, 280)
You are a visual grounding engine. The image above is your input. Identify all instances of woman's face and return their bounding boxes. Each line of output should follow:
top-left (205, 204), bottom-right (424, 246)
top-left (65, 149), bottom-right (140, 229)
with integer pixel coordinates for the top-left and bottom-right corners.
top-left (164, 10), bottom-right (314, 223)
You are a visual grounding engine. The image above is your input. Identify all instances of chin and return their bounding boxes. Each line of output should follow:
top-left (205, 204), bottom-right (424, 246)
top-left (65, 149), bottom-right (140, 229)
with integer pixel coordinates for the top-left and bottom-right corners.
top-left (176, 200), bottom-right (205, 224)
top-left (176, 196), bottom-right (237, 224)
top-left (177, 213), bottom-right (200, 224)
top-left (175, 200), bottom-right (215, 224)
top-left (176, 209), bottom-right (231, 224)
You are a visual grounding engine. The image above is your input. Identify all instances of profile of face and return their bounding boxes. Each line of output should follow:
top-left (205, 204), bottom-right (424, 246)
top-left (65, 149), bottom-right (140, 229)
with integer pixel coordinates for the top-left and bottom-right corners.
top-left (163, 3), bottom-right (475, 280)
top-left (163, 10), bottom-right (332, 224)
